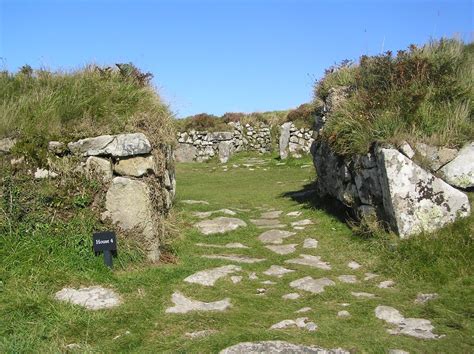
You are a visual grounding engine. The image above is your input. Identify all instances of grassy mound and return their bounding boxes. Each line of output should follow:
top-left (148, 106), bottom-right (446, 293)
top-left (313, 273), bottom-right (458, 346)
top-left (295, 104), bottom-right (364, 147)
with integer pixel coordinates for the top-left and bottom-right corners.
top-left (315, 38), bottom-right (474, 155)
top-left (0, 63), bottom-right (175, 159)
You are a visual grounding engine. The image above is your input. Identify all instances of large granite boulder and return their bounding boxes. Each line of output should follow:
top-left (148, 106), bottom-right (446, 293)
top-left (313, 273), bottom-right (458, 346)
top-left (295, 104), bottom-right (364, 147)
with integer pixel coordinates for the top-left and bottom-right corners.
top-left (439, 142), bottom-right (474, 189)
top-left (175, 143), bottom-right (198, 162)
top-left (102, 177), bottom-right (160, 261)
top-left (378, 148), bottom-right (470, 238)
top-left (279, 122), bottom-right (291, 159)
top-left (68, 133), bottom-right (151, 157)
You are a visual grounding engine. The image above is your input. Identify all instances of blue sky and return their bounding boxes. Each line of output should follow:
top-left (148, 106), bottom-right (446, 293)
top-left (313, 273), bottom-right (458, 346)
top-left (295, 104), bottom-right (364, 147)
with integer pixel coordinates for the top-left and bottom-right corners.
top-left (1, 0), bottom-right (472, 117)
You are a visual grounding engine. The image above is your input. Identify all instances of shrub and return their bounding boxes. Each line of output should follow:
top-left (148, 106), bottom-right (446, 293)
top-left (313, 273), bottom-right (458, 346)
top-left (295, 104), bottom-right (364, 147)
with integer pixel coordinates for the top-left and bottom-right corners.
top-left (222, 112), bottom-right (245, 123)
top-left (286, 103), bottom-right (316, 128)
top-left (315, 38), bottom-right (474, 155)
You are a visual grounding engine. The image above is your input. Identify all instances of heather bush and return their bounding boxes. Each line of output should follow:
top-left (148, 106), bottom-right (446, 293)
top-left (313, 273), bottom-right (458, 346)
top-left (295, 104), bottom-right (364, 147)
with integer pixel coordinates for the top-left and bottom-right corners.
top-left (315, 38), bottom-right (474, 155)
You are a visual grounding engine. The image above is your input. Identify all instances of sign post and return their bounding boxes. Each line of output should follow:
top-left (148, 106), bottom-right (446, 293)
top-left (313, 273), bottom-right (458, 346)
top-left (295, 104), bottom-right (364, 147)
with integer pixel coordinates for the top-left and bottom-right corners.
top-left (93, 231), bottom-right (117, 269)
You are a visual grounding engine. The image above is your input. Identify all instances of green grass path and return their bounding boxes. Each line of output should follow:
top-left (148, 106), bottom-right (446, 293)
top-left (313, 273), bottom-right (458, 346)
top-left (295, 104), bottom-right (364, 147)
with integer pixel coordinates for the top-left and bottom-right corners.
top-left (1, 153), bottom-right (473, 352)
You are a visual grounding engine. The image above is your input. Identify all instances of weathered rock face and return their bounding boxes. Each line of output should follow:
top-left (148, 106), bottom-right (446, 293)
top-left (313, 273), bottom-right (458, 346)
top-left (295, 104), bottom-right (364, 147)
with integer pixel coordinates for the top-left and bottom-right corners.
top-left (414, 142), bottom-right (458, 171)
top-left (220, 341), bottom-right (349, 354)
top-left (103, 177), bottom-right (160, 261)
top-left (440, 142), bottom-right (474, 189)
top-left (218, 140), bottom-right (234, 163)
top-left (378, 148), bottom-right (470, 237)
top-left (175, 143), bottom-right (198, 163)
top-left (313, 139), bottom-right (471, 238)
top-left (279, 122), bottom-right (291, 159)
top-left (86, 156), bottom-right (113, 181)
top-left (68, 133), bottom-right (152, 157)
top-left (114, 155), bottom-right (156, 177)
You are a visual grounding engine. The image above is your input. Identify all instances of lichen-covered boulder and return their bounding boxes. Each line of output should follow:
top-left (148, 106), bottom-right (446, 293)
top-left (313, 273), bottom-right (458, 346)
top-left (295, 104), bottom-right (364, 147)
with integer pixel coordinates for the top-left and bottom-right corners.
top-left (377, 148), bottom-right (470, 238)
top-left (102, 177), bottom-right (160, 261)
top-left (68, 133), bottom-right (151, 157)
top-left (439, 142), bottom-right (474, 189)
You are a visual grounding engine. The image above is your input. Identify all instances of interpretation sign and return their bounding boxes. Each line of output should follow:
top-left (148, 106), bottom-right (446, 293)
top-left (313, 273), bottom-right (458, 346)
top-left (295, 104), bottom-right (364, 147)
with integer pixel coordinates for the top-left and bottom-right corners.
top-left (93, 231), bottom-right (117, 268)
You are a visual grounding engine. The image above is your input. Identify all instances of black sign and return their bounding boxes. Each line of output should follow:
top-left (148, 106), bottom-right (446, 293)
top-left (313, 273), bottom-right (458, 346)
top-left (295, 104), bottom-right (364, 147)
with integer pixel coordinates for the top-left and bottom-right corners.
top-left (93, 231), bottom-right (117, 253)
top-left (93, 231), bottom-right (117, 268)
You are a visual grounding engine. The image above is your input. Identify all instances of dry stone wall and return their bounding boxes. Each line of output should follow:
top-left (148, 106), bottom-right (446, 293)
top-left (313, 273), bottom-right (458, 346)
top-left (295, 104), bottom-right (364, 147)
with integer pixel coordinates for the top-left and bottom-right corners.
top-left (311, 89), bottom-right (472, 238)
top-left (176, 121), bottom-right (314, 163)
top-left (17, 132), bottom-right (175, 262)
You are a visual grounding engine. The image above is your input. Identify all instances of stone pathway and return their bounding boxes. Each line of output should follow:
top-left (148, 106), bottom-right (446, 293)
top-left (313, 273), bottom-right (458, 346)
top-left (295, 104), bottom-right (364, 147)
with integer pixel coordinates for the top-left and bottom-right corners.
top-left (194, 217), bottom-right (247, 235)
top-left (270, 317), bottom-right (318, 331)
top-left (202, 254), bottom-right (266, 263)
top-left (375, 305), bottom-right (441, 339)
top-left (258, 229), bottom-right (295, 244)
top-left (219, 341), bottom-right (349, 354)
top-left (165, 291), bottom-right (231, 314)
top-left (285, 254), bottom-right (331, 270)
top-left (265, 244), bottom-right (297, 255)
top-left (290, 277), bottom-right (335, 294)
top-left (184, 265), bottom-right (241, 286)
top-left (55, 286), bottom-right (121, 310)
top-left (193, 209), bottom-right (236, 218)
top-left (195, 242), bottom-right (248, 249)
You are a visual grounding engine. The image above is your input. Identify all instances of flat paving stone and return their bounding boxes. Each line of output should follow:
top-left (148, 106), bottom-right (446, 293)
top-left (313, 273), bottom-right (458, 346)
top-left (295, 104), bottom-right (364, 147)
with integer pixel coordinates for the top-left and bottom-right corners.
top-left (263, 265), bottom-right (295, 278)
top-left (347, 261), bottom-right (362, 269)
top-left (184, 265), bottom-right (241, 286)
top-left (265, 244), bottom-right (297, 255)
top-left (193, 209), bottom-right (236, 218)
top-left (195, 242), bottom-right (248, 249)
top-left (290, 276), bottom-right (335, 294)
top-left (248, 272), bottom-right (258, 280)
top-left (291, 219), bottom-right (314, 227)
top-left (182, 200), bottom-right (209, 205)
top-left (282, 293), bottom-right (301, 300)
top-left (285, 254), bottom-right (331, 270)
top-left (260, 210), bottom-right (283, 219)
top-left (261, 280), bottom-right (277, 285)
top-left (251, 219), bottom-right (285, 228)
top-left (271, 317), bottom-right (317, 332)
top-left (338, 310), bottom-right (351, 318)
top-left (378, 280), bottom-right (396, 288)
top-left (364, 272), bottom-right (379, 281)
top-left (293, 226), bottom-right (306, 230)
top-left (165, 291), bottom-right (231, 314)
top-left (230, 276), bottom-right (242, 284)
top-left (375, 305), bottom-right (441, 339)
top-left (303, 238), bottom-right (318, 249)
top-left (258, 229), bottom-right (296, 244)
top-left (202, 254), bottom-right (266, 264)
top-left (286, 211), bottom-right (302, 217)
top-left (415, 293), bottom-right (438, 304)
top-left (185, 330), bottom-right (218, 339)
top-left (219, 341), bottom-right (349, 354)
top-left (296, 307), bottom-right (312, 313)
top-left (55, 286), bottom-right (121, 310)
top-left (194, 217), bottom-right (247, 235)
top-left (338, 275), bottom-right (358, 283)
top-left (351, 292), bottom-right (376, 298)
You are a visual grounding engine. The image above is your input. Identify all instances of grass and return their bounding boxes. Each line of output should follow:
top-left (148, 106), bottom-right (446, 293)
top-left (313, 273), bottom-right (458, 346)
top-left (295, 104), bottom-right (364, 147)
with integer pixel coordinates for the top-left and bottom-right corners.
top-left (0, 64), bottom-right (175, 161)
top-left (315, 38), bottom-right (474, 155)
top-left (1, 152), bottom-right (473, 352)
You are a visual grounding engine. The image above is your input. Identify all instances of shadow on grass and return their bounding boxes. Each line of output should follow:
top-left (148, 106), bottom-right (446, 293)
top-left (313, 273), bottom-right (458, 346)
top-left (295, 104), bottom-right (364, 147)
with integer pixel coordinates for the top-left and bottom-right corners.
top-left (280, 181), bottom-right (351, 224)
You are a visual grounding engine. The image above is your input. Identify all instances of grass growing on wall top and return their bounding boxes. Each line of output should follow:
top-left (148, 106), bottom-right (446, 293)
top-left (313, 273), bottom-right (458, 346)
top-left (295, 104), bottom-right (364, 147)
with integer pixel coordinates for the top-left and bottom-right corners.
top-left (315, 38), bottom-right (474, 155)
top-left (0, 64), bottom-right (175, 148)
